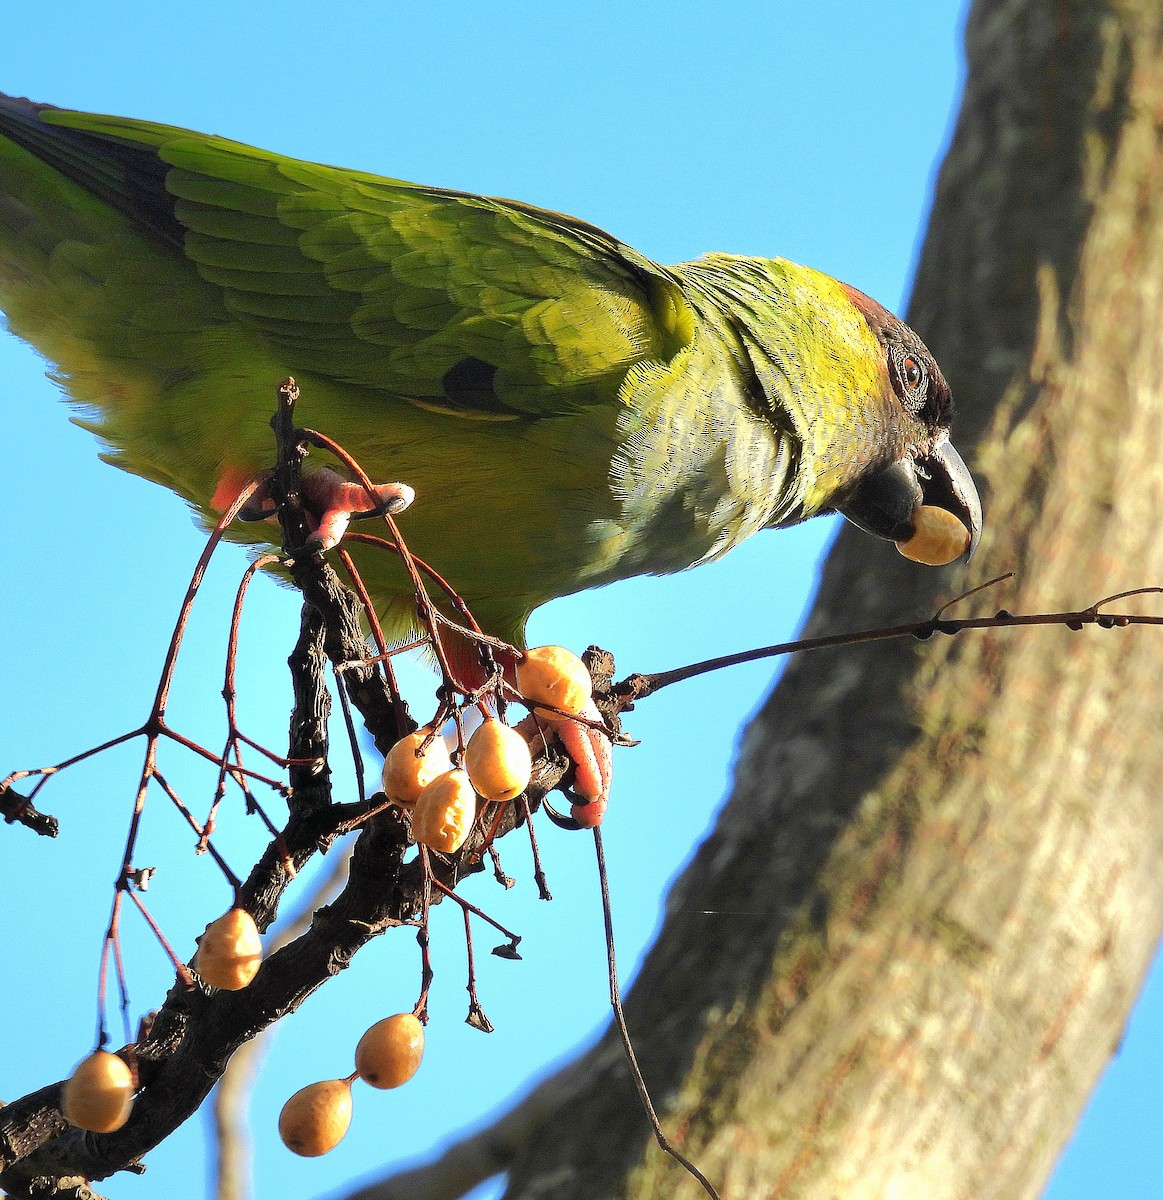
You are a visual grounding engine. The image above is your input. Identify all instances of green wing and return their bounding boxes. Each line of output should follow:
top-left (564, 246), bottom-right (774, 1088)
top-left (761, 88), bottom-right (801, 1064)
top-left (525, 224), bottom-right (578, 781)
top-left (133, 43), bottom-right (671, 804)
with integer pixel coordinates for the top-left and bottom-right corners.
top-left (9, 100), bottom-right (692, 418)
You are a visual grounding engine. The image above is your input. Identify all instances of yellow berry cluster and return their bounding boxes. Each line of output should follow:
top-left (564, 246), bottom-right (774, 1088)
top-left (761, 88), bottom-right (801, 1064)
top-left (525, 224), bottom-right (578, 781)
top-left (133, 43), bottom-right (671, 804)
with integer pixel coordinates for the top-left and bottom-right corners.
top-left (383, 645), bottom-right (593, 853)
top-left (59, 649), bottom-right (594, 1151)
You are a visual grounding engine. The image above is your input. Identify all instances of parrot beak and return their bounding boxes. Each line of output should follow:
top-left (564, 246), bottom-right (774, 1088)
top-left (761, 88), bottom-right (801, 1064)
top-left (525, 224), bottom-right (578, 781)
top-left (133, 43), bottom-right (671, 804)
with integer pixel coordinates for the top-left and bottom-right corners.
top-left (837, 440), bottom-right (982, 562)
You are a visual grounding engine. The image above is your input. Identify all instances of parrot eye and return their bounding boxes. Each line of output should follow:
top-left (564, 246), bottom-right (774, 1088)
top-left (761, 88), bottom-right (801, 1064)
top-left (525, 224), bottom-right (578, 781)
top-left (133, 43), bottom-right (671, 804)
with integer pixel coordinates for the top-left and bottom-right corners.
top-left (891, 346), bottom-right (929, 411)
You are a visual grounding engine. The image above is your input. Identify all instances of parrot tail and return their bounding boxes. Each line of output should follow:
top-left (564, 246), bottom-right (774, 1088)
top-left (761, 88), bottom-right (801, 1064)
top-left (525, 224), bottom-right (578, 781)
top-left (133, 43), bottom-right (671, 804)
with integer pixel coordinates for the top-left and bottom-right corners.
top-left (0, 91), bottom-right (183, 248)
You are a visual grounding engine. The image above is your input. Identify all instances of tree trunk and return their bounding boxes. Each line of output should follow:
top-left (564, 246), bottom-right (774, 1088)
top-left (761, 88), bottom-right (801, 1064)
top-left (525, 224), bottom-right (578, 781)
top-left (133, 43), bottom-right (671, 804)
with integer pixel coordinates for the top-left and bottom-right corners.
top-left (484, 2), bottom-right (1163, 1196)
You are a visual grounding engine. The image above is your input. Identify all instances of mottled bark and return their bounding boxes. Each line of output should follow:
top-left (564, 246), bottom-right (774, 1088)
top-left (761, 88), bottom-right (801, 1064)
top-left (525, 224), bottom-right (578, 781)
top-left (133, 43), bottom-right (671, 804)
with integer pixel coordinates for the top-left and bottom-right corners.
top-left (461, 2), bottom-right (1163, 1197)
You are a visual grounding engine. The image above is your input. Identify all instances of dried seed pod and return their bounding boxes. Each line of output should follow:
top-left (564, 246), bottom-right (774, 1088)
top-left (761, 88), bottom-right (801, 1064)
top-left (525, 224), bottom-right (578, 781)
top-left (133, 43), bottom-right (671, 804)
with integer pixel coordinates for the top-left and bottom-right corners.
top-left (515, 645), bottom-right (592, 718)
top-left (412, 769), bottom-right (477, 853)
top-left (464, 718), bottom-right (532, 801)
top-left (355, 1013), bottom-right (425, 1089)
top-left (896, 505), bottom-right (971, 566)
top-left (381, 727), bottom-right (452, 807)
top-left (61, 1050), bottom-right (134, 1132)
top-left (195, 908), bottom-right (263, 991)
top-left (278, 1078), bottom-right (353, 1157)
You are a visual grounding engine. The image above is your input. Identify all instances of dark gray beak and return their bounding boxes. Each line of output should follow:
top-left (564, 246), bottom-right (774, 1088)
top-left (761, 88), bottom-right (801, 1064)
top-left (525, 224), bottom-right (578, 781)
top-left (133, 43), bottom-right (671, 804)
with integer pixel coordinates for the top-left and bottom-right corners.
top-left (837, 440), bottom-right (982, 562)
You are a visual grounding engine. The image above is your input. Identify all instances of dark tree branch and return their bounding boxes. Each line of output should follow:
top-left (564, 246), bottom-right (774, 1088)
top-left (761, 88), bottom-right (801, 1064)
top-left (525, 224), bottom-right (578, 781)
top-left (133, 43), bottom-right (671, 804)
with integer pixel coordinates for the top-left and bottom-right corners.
top-left (0, 380), bottom-right (570, 1198)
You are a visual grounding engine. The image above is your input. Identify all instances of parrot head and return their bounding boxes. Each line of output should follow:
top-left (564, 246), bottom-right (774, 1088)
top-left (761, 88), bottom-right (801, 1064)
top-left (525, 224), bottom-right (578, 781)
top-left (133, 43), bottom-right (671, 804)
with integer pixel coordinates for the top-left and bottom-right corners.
top-left (830, 284), bottom-right (981, 561)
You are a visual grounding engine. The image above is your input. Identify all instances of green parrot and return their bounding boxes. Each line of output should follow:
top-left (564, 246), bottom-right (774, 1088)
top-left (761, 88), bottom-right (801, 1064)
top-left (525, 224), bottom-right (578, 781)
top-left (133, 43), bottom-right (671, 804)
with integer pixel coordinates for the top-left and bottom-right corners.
top-left (0, 93), bottom-right (980, 703)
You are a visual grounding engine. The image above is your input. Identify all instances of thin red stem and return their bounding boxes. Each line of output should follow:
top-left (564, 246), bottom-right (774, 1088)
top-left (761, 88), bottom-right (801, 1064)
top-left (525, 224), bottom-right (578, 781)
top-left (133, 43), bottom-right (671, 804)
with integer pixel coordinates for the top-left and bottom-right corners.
top-left (150, 480), bottom-right (261, 719)
top-left (124, 886), bottom-right (196, 989)
top-left (430, 877), bottom-right (522, 947)
top-left (4, 728), bottom-right (144, 803)
top-left (593, 828), bottom-right (721, 1200)
top-left (335, 545), bottom-right (405, 712)
top-left (152, 769), bottom-right (242, 890)
top-left (95, 889), bottom-right (125, 1048)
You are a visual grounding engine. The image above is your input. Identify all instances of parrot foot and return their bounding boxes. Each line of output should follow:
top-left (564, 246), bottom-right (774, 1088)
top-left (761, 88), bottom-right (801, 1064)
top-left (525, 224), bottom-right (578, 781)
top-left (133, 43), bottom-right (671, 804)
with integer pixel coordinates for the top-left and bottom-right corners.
top-left (219, 466), bottom-right (415, 550)
top-left (299, 468), bottom-right (415, 550)
top-left (517, 699), bottom-right (612, 826)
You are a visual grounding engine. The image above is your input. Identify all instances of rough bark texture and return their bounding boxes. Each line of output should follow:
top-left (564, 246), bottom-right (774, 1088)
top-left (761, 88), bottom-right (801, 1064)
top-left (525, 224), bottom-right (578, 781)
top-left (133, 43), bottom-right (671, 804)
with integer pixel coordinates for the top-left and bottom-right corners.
top-left (488, 2), bottom-right (1163, 1197)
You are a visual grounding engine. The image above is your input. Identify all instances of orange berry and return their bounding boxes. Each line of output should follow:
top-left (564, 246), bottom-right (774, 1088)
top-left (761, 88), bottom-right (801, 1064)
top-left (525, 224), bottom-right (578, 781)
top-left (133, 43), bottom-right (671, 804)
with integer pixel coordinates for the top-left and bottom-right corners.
top-left (515, 645), bottom-right (592, 718)
top-left (411, 769), bottom-right (477, 853)
top-left (896, 505), bottom-right (971, 566)
top-left (464, 718), bottom-right (532, 801)
top-left (61, 1050), bottom-right (134, 1132)
top-left (382, 727), bottom-right (452, 808)
top-left (354, 1013), bottom-right (425, 1089)
top-left (195, 908), bottom-right (263, 991)
top-left (278, 1078), bottom-right (353, 1157)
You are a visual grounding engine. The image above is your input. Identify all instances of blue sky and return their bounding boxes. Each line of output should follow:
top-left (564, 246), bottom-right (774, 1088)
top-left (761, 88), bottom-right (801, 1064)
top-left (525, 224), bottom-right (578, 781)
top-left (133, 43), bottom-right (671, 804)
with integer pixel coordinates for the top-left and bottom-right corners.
top-left (2, 3), bottom-right (1160, 1198)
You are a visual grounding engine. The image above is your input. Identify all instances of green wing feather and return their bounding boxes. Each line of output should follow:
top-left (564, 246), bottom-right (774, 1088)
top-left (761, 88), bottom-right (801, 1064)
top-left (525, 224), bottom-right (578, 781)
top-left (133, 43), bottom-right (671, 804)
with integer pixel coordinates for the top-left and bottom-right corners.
top-left (0, 97), bottom-right (715, 640)
top-left (0, 97), bottom-right (815, 643)
top-left (30, 104), bottom-right (691, 417)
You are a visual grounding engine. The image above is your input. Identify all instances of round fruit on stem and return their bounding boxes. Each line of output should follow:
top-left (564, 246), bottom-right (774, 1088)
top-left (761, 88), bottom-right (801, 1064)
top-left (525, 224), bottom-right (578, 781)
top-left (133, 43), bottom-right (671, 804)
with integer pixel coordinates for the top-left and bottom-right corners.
top-left (381, 726), bottom-right (452, 807)
top-left (61, 1050), bottom-right (134, 1132)
top-left (355, 1013), bottom-right (425, 1089)
top-left (278, 1078), bottom-right (353, 1157)
top-left (514, 645), bottom-right (592, 718)
top-left (464, 718), bottom-right (532, 801)
top-left (411, 768), bottom-right (477, 853)
top-left (195, 908), bottom-right (263, 990)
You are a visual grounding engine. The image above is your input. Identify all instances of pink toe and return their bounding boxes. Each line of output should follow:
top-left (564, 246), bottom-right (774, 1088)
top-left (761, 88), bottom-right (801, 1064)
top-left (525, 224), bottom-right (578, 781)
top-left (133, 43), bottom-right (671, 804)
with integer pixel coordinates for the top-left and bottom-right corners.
top-left (517, 699), bottom-right (613, 814)
top-left (571, 796), bottom-right (608, 827)
top-left (555, 699), bottom-right (610, 804)
top-left (301, 470), bottom-right (416, 549)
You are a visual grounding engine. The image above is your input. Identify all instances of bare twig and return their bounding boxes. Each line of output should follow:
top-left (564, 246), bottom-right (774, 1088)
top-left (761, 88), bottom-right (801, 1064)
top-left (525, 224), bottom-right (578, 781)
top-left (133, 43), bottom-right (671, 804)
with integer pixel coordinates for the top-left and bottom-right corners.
top-left (592, 828), bottom-right (721, 1200)
top-left (612, 587), bottom-right (1163, 705)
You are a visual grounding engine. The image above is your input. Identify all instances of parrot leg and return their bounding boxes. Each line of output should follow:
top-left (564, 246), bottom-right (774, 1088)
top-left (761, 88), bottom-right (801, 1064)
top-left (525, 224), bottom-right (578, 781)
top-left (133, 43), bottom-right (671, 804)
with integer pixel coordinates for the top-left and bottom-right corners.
top-left (215, 466), bottom-right (415, 550)
top-left (516, 701), bottom-right (612, 826)
top-left (299, 468), bottom-right (415, 550)
top-left (216, 473), bottom-right (612, 820)
top-left (441, 631), bottom-right (614, 820)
